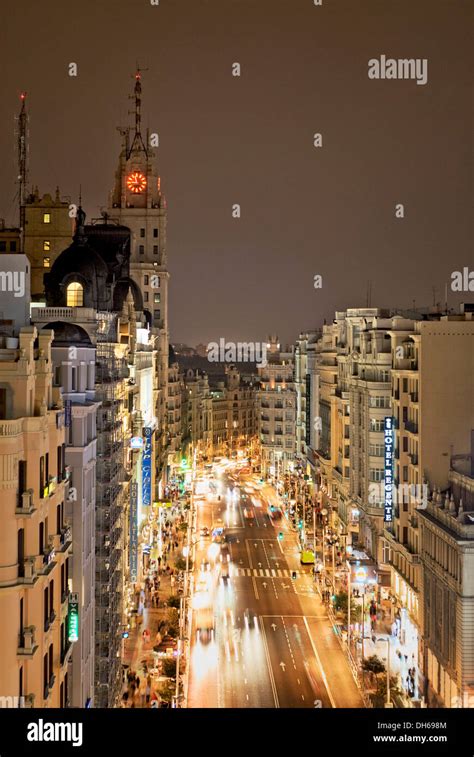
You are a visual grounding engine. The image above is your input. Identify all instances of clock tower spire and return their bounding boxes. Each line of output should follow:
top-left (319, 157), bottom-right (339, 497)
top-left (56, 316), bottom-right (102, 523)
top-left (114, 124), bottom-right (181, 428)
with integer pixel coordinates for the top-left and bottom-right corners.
top-left (128, 68), bottom-right (148, 158)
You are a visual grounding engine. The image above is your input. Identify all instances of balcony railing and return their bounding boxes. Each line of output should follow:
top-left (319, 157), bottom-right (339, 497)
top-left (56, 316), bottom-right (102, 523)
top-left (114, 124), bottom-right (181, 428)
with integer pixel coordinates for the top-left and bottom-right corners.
top-left (409, 453), bottom-right (419, 465)
top-left (17, 626), bottom-right (38, 657)
top-left (16, 489), bottom-right (35, 516)
top-left (405, 420), bottom-right (418, 434)
top-left (410, 392), bottom-right (419, 403)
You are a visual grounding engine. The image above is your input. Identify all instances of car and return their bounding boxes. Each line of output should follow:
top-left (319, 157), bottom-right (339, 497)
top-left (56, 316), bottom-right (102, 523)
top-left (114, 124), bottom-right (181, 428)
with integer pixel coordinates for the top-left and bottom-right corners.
top-left (220, 562), bottom-right (230, 581)
top-left (200, 526), bottom-right (210, 537)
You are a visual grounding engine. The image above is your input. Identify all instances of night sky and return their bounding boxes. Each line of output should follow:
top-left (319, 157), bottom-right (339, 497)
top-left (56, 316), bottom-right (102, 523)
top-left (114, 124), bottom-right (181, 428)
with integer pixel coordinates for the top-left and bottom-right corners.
top-left (0, 0), bottom-right (472, 346)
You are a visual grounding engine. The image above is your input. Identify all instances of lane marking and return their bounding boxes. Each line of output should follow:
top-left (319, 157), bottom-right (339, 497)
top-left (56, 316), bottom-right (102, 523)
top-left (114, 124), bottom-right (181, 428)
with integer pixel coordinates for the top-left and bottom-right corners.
top-left (259, 617), bottom-right (280, 709)
top-left (303, 616), bottom-right (336, 709)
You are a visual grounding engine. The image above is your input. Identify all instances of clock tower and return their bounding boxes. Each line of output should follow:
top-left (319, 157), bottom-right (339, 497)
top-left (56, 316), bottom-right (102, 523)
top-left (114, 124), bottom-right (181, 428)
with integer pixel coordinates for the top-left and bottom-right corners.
top-left (108, 70), bottom-right (170, 488)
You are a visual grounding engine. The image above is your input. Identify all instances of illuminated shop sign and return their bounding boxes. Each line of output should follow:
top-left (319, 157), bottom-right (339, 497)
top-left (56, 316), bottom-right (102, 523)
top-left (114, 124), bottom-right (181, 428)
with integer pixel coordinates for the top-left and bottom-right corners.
top-left (384, 416), bottom-right (394, 522)
top-left (142, 427), bottom-right (152, 507)
top-left (129, 482), bottom-right (138, 582)
top-left (130, 436), bottom-right (144, 449)
top-left (67, 593), bottom-right (79, 643)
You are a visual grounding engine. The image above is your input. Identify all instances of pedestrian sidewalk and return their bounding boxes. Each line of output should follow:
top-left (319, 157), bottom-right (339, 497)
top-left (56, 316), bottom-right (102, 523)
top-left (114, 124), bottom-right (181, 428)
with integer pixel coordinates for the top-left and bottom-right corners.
top-left (121, 509), bottom-right (187, 708)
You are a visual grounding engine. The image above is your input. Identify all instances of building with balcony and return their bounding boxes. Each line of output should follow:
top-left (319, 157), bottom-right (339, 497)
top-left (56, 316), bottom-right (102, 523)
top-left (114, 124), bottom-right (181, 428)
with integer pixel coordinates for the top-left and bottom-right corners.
top-left (419, 459), bottom-right (474, 707)
top-left (0, 326), bottom-right (72, 708)
top-left (210, 365), bottom-right (258, 456)
top-left (257, 337), bottom-right (296, 478)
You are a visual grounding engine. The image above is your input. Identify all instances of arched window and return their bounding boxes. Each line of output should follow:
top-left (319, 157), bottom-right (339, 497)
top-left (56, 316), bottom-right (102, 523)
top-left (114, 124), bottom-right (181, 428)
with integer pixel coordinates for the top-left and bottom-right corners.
top-left (66, 282), bottom-right (83, 307)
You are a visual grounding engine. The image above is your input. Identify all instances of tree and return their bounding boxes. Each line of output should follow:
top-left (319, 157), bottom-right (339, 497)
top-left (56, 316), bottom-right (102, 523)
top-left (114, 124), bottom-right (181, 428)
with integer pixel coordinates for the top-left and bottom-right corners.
top-left (370, 675), bottom-right (403, 708)
top-left (362, 655), bottom-right (386, 675)
top-left (158, 680), bottom-right (175, 704)
top-left (161, 658), bottom-right (177, 679)
top-left (174, 557), bottom-right (192, 571)
top-left (333, 591), bottom-right (362, 623)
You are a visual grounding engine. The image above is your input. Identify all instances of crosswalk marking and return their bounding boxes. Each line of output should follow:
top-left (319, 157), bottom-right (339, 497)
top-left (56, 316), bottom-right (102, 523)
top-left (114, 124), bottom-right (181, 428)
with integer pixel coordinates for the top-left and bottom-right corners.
top-left (233, 568), bottom-right (306, 578)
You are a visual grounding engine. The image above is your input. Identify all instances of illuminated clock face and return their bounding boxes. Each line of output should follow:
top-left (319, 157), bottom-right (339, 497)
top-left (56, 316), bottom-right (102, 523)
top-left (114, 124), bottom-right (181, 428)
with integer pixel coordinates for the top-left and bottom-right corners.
top-left (127, 171), bottom-right (147, 193)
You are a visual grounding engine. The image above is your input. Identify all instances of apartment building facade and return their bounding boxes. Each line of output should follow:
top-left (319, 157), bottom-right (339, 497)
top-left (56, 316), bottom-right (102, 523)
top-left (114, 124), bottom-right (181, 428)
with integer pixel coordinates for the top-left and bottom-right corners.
top-left (0, 326), bottom-right (72, 708)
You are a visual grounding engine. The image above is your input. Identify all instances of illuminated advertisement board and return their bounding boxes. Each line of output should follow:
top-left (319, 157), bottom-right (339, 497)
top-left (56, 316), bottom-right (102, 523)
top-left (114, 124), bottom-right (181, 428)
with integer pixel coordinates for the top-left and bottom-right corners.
top-left (384, 416), bottom-right (394, 522)
top-left (142, 427), bottom-right (152, 507)
top-left (129, 481), bottom-right (138, 582)
top-left (67, 592), bottom-right (79, 643)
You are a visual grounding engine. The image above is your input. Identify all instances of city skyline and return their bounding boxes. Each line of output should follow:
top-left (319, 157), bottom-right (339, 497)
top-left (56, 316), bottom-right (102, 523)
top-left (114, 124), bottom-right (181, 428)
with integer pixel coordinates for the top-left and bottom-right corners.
top-left (0, 0), bottom-right (471, 345)
top-left (0, 0), bottom-right (473, 737)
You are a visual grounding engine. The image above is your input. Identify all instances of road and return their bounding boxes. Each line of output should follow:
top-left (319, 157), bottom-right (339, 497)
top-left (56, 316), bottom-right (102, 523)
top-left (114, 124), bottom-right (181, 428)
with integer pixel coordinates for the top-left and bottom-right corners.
top-left (187, 461), bottom-right (363, 708)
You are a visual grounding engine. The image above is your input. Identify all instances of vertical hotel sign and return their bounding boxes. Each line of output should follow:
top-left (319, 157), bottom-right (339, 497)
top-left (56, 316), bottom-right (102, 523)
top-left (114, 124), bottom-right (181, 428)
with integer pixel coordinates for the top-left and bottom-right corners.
top-left (384, 417), bottom-right (394, 522)
top-left (129, 481), bottom-right (138, 582)
top-left (142, 427), bottom-right (152, 507)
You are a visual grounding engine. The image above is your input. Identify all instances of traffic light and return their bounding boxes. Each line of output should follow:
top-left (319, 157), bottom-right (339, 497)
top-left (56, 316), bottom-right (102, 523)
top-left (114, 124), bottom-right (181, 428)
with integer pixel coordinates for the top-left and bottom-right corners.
top-left (278, 532), bottom-right (284, 541)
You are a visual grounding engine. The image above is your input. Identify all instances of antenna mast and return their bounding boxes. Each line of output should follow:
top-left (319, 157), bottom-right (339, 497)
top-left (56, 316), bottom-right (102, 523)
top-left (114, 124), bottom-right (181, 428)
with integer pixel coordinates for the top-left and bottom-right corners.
top-left (17, 92), bottom-right (28, 253)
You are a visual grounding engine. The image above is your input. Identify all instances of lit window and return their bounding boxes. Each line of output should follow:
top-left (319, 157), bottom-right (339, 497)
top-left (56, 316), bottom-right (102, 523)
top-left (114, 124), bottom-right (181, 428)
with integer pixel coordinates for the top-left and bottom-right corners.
top-left (43, 240), bottom-right (50, 251)
top-left (43, 257), bottom-right (50, 268)
top-left (66, 282), bottom-right (84, 307)
top-left (154, 293), bottom-right (160, 303)
top-left (43, 213), bottom-right (51, 224)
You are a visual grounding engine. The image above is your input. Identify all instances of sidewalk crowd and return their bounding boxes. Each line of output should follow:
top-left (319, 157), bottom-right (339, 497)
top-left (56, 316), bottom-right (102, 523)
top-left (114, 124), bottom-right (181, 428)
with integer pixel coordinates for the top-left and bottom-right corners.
top-left (121, 501), bottom-right (188, 708)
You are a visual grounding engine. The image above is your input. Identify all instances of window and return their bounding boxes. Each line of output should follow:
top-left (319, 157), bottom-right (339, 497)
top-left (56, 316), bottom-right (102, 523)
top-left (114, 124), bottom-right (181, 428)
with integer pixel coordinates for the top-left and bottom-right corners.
top-left (140, 228), bottom-right (145, 237)
top-left (43, 213), bottom-right (51, 224)
top-left (144, 275), bottom-right (149, 285)
top-left (369, 444), bottom-right (384, 457)
top-left (43, 654), bottom-right (48, 698)
top-left (369, 418), bottom-right (384, 432)
top-left (369, 468), bottom-right (384, 482)
top-left (10, 241), bottom-right (17, 252)
top-left (43, 240), bottom-right (50, 251)
top-left (154, 309), bottom-right (160, 320)
top-left (0, 241), bottom-right (5, 252)
top-left (39, 456), bottom-right (45, 498)
top-left (153, 245), bottom-right (158, 255)
top-left (154, 293), bottom-right (160, 303)
top-left (153, 228), bottom-right (158, 238)
top-left (43, 257), bottom-right (50, 268)
top-left (144, 292), bottom-right (149, 302)
top-left (44, 587), bottom-right (49, 628)
top-left (19, 460), bottom-right (27, 503)
top-left (139, 245), bottom-right (144, 255)
top-left (66, 282), bottom-right (83, 307)
top-left (18, 529), bottom-right (25, 578)
top-left (403, 378), bottom-right (408, 393)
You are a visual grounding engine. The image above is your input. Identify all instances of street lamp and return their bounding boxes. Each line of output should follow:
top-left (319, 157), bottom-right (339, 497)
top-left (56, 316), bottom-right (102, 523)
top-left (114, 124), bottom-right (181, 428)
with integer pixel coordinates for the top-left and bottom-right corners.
top-left (378, 636), bottom-right (394, 708)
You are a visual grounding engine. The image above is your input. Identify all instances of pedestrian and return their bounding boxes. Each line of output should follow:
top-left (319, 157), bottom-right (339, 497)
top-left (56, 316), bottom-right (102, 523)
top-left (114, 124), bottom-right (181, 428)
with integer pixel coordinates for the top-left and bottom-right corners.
top-left (146, 675), bottom-right (152, 705)
top-left (157, 556), bottom-right (162, 568)
top-left (139, 677), bottom-right (147, 707)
